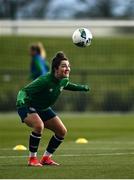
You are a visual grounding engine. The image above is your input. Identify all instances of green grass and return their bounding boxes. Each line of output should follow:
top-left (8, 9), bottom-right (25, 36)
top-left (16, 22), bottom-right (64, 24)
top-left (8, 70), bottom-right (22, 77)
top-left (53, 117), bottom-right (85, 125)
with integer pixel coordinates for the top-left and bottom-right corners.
top-left (0, 113), bottom-right (134, 178)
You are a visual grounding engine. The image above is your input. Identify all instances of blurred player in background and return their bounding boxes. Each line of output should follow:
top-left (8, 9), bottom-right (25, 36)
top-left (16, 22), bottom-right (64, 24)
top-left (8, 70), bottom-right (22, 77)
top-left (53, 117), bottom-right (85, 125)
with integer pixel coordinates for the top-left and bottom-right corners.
top-left (16, 51), bottom-right (90, 167)
top-left (29, 42), bottom-right (49, 80)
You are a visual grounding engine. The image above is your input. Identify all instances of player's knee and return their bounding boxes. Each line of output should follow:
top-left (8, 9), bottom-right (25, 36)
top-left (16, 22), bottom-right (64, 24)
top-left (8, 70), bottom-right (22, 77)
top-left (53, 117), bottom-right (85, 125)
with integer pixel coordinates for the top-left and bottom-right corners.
top-left (34, 122), bottom-right (44, 134)
top-left (59, 127), bottom-right (67, 137)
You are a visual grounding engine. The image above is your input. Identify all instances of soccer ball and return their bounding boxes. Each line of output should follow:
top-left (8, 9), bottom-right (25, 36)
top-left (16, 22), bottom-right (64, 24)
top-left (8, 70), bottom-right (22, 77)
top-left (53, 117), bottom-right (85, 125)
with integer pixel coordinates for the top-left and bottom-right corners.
top-left (72, 28), bottom-right (93, 47)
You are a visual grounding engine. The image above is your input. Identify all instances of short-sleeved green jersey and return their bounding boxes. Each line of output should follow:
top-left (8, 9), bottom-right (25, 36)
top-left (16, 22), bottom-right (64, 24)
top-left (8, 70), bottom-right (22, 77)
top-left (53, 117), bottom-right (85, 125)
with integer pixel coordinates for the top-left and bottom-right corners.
top-left (16, 72), bottom-right (89, 110)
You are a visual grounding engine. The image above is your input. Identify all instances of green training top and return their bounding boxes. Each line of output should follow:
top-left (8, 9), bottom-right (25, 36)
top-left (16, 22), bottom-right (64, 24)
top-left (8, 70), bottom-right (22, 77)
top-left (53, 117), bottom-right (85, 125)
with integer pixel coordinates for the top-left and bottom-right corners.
top-left (16, 72), bottom-right (89, 110)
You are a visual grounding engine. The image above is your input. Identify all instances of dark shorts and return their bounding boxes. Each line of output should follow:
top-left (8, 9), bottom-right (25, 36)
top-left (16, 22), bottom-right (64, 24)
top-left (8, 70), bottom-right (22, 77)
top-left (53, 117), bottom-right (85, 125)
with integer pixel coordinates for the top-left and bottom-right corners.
top-left (17, 106), bottom-right (56, 123)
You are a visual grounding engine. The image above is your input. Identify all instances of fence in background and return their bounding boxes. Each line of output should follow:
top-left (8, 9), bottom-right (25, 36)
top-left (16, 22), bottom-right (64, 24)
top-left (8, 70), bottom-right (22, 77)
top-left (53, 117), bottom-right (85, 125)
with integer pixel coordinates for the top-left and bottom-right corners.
top-left (0, 68), bottom-right (133, 112)
top-left (0, 20), bottom-right (134, 112)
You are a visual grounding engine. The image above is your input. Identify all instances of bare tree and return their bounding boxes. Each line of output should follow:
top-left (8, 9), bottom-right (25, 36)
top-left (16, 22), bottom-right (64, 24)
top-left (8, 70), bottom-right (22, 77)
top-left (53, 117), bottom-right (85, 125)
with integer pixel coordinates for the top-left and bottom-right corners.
top-left (0, 0), bottom-right (51, 19)
top-left (0, 0), bottom-right (134, 19)
top-left (0, 0), bottom-right (18, 19)
top-left (74, 0), bottom-right (134, 19)
top-left (17, 0), bottom-right (50, 19)
top-left (74, 0), bottom-right (114, 19)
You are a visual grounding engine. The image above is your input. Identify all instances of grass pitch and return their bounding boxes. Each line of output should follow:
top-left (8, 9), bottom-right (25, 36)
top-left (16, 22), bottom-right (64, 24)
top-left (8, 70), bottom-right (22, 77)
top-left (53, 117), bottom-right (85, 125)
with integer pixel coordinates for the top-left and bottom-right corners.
top-left (0, 113), bottom-right (134, 179)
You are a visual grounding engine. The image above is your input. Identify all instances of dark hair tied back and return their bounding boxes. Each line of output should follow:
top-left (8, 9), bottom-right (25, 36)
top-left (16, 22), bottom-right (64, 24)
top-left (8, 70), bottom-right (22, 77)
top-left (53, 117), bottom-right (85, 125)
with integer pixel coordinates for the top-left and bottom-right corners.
top-left (56, 52), bottom-right (66, 59)
top-left (51, 51), bottom-right (68, 74)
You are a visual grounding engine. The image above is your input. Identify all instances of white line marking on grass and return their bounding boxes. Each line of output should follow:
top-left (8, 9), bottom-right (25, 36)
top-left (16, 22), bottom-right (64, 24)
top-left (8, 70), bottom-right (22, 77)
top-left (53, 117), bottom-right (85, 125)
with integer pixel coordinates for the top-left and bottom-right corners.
top-left (58, 152), bottom-right (134, 156)
top-left (0, 155), bottom-right (27, 159)
top-left (1, 147), bottom-right (134, 151)
top-left (61, 147), bottom-right (134, 150)
top-left (1, 152), bottom-right (134, 159)
top-left (0, 148), bottom-right (15, 150)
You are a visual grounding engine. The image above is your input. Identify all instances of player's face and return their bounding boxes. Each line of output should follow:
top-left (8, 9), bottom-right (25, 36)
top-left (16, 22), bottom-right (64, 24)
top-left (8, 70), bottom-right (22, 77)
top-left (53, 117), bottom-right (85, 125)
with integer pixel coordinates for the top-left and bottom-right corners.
top-left (55, 60), bottom-right (71, 78)
top-left (29, 49), bottom-right (36, 56)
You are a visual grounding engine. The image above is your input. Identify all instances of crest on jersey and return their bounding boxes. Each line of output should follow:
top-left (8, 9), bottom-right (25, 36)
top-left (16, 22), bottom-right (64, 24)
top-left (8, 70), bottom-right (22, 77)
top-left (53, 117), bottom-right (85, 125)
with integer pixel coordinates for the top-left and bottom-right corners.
top-left (49, 88), bottom-right (53, 92)
top-left (60, 87), bottom-right (64, 91)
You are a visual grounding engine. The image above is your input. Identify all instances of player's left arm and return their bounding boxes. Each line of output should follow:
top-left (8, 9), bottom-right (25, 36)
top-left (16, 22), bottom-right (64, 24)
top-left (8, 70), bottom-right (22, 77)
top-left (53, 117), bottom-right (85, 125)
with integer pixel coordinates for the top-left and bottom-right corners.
top-left (64, 82), bottom-right (90, 91)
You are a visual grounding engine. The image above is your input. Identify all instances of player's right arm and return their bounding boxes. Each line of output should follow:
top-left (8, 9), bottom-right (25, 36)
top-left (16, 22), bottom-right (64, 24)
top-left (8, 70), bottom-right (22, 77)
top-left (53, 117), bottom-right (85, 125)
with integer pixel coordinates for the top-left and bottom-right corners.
top-left (16, 75), bottom-right (48, 107)
top-left (16, 90), bottom-right (27, 107)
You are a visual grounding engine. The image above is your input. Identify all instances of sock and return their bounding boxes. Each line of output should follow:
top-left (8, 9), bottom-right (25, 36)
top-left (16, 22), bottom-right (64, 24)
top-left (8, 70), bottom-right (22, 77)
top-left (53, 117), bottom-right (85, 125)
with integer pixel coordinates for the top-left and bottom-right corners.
top-left (45, 134), bottom-right (64, 155)
top-left (29, 131), bottom-right (41, 155)
top-left (29, 152), bottom-right (37, 157)
top-left (43, 151), bottom-right (52, 157)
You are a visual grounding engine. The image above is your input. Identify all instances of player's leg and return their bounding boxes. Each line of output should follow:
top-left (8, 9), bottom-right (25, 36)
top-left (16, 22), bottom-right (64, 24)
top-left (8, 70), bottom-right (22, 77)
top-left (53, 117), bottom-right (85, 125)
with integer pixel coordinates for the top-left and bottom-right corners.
top-left (40, 114), bottom-right (67, 165)
top-left (45, 115), bottom-right (67, 154)
top-left (17, 107), bottom-right (44, 167)
top-left (24, 113), bottom-right (44, 166)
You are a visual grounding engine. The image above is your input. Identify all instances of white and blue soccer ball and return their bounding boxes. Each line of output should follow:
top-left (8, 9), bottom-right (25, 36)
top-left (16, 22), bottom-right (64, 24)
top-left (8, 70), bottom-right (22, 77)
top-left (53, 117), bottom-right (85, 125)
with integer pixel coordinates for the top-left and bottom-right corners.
top-left (72, 28), bottom-right (93, 47)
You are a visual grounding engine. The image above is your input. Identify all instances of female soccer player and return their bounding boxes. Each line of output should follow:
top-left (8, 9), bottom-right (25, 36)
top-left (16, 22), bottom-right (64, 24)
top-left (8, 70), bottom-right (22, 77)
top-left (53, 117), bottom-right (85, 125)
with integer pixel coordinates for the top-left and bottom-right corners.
top-left (29, 42), bottom-right (49, 80)
top-left (16, 51), bottom-right (90, 167)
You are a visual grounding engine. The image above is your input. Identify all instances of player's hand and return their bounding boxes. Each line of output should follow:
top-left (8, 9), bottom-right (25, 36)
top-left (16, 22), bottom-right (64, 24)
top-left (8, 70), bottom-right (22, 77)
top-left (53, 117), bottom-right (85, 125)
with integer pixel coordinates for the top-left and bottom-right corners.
top-left (84, 85), bottom-right (90, 91)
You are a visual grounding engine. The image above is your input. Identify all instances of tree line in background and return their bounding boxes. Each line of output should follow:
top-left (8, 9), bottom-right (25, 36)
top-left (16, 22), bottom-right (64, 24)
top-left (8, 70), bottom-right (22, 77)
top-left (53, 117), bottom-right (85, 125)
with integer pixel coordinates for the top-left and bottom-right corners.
top-left (0, 0), bottom-right (134, 20)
